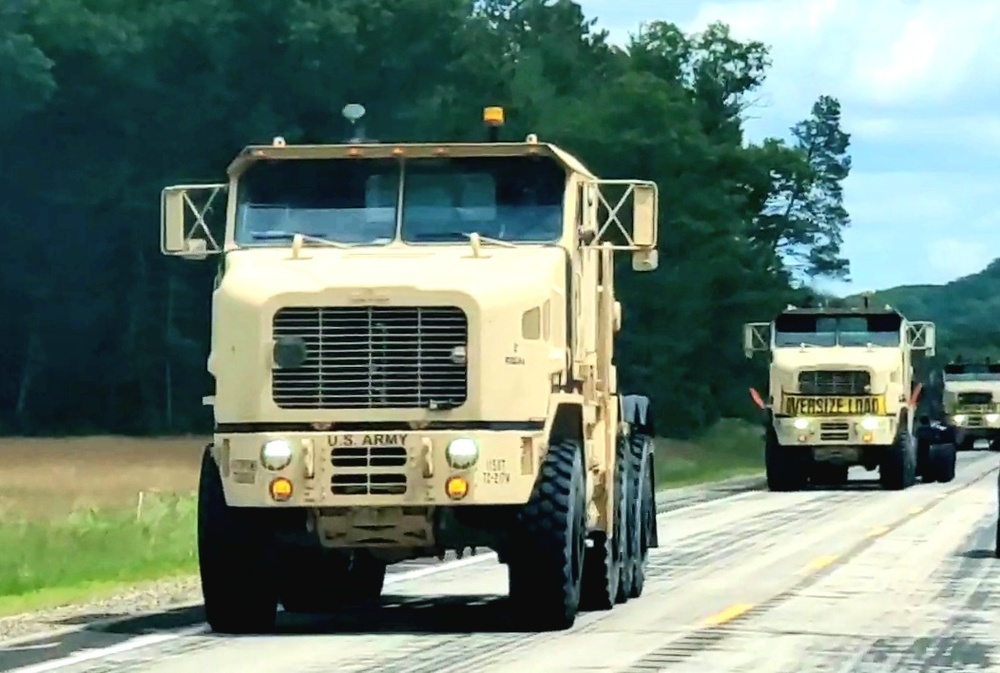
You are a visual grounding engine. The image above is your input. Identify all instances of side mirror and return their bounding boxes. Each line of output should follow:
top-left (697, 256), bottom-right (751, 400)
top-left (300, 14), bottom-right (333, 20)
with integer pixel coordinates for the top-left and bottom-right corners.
top-left (580, 179), bottom-right (659, 253)
top-left (160, 183), bottom-right (227, 258)
top-left (743, 322), bottom-right (771, 358)
top-left (631, 183), bottom-right (657, 248)
top-left (906, 321), bottom-right (936, 358)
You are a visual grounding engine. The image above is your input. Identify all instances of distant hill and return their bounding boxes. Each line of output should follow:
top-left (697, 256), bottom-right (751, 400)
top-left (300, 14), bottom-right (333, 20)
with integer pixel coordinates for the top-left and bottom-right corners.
top-left (845, 259), bottom-right (1000, 362)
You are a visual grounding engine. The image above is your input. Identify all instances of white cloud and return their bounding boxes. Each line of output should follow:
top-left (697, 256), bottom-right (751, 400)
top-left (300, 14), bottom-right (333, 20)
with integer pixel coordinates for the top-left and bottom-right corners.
top-left (684, 0), bottom-right (1000, 119)
top-left (577, 0), bottom-right (1000, 290)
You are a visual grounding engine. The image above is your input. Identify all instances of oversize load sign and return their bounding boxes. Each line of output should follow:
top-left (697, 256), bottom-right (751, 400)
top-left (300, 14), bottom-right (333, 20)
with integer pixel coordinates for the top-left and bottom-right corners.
top-left (783, 395), bottom-right (885, 416)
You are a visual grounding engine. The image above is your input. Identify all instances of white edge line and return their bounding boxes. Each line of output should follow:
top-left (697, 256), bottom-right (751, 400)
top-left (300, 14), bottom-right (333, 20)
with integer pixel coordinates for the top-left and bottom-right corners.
top-left (8, 626), bottom-right (208, 673)
top-left (5, 485), bottom-right (761, 672)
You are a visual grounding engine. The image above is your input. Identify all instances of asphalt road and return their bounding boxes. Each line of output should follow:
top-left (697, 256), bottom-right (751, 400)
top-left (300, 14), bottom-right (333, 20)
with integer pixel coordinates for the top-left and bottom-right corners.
top-left (2, 451), bottom-right (998, 673)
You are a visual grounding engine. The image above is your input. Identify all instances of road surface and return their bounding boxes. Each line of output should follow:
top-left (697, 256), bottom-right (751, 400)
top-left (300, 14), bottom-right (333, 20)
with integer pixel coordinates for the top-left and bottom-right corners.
top-left (1, 451), bottom-right (997, 673)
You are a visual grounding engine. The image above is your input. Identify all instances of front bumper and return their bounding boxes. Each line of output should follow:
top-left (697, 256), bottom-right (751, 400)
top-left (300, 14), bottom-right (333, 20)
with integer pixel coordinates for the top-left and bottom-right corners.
top-left (950, 413), bottom-right (1000, 438)
top-left (773, 415), bottom-right (897, 447)
top-left (214, 430), bottom-right (543, 508)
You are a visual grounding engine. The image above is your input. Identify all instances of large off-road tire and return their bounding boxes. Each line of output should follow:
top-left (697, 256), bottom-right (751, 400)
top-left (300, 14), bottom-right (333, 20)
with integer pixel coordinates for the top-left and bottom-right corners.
top-left (915, 436), bottom-right (931, 481)
top-left (580, 437), bottom-right (628, 611)
top-left (958, 435), bottom-right (976, 452)
top-left (279, 549), bottom-right (387, 613)
top-left (615, 438), bottom-right (635, 603)
top-left (198, 448), bottom-right (279, 634)
top-left (764, 425), bottom-right (808, 492)
top-left (625, 433), bottom-right (655, 600)
top-left (508, 438), bottom-right (587, 630)
top-left (995, 517), bottom-right (1000, 559)
top-left (925, 443), bottom-right (956, 484)
top-left (880, 425), bottom-right (917, 491)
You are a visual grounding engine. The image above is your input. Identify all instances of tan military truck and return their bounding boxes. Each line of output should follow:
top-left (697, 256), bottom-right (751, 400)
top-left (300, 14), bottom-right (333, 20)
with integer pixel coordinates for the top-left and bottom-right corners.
top-left (743, 302), bottom-right (950, 491)
top-left (942, 358), bottom-right (1000, 451)
top-left (159, 104), bottom-right (661, 634)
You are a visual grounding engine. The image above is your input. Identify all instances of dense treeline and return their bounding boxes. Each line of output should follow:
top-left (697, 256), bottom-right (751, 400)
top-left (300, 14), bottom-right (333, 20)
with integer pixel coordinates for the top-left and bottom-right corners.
top-left (854, 261), bottom-right (1000, 365)
top-left (0, 0), bottom-right (852, 437)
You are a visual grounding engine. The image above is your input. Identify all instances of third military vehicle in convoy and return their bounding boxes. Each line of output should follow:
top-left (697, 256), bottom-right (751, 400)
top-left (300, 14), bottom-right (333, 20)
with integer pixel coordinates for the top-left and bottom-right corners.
top-left (743, 301), bottom-right (954, 491)
top-left (159, 105), bottom-right (661, 633)
top-left (941, 358), bottom-right (1000, 451)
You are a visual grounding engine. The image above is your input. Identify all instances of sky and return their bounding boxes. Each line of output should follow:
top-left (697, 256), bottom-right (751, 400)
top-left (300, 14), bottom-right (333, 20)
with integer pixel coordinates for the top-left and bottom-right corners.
top-left (576, 0), bottom-right (1000, 296)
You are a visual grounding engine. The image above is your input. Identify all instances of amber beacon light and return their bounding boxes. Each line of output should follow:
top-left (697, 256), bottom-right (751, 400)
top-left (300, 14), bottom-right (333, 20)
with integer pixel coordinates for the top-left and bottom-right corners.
top-left (483, 106), bottom-right (504, 126)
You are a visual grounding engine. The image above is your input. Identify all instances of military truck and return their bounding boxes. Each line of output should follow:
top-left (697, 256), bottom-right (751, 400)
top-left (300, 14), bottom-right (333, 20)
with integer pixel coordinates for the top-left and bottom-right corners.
top-left (941, 358), bottom-right (1000, 451)
top-left (159, 104), bottom-right (661, 634)
top-left (743, 301), bottom-right (954, 491)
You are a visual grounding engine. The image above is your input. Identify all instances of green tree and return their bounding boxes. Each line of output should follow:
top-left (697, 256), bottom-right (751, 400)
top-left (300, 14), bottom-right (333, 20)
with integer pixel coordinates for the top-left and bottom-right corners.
top-left (752, 94), bottom-right (853, 282)
top-left (0, 0), bottom-right (853, 437)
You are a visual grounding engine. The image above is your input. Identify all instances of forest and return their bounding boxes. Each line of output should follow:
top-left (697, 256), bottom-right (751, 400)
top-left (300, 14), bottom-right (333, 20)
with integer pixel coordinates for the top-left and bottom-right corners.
top-left (1, 0), bottom-right (854, 437)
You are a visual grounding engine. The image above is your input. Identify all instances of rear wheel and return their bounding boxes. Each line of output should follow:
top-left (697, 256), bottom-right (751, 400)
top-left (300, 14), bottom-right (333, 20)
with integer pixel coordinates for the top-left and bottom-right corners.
top-left (626, 433), bottom-right (655, 599)
top-left (926, 443), bottom-right (956, 484)
top-left (508, 438), bottom-right (587, 630)
top-left (198, 448), bottom-right (279, 634)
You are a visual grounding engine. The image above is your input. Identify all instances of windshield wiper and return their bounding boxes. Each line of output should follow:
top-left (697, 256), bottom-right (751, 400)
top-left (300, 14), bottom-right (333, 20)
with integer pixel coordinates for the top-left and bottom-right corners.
top-left (412, 231), bottom-right (515, 248)
top-left (249, 231), bottom-right (351, 249)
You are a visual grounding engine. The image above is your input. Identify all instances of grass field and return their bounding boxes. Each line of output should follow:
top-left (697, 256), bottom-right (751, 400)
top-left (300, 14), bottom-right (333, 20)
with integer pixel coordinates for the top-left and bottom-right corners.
top-left (0, 422), bottom-right (762, 616)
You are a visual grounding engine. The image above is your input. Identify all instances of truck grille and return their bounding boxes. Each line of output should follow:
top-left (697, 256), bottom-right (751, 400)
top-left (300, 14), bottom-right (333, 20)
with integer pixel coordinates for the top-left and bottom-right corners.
top-left (271, 306), bottom-right (468, 409)
top-left (819, 421), bottom-right (850, 441)
top-left (798, 370), bottom-right (870, 396)
top-left (330, 446), bottom-right (407, 495)
top-left (958, 392), bottom-right (992, 405)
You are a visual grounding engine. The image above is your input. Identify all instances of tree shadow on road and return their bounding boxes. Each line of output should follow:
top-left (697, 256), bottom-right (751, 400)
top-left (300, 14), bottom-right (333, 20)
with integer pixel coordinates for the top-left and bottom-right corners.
top-left (50, 594), bottom-right (545, 638)
top-left (263, 593), bottom-right (534, 636)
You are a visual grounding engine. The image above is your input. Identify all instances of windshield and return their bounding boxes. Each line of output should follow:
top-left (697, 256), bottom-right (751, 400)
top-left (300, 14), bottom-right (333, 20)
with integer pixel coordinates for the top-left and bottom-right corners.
top-left (400, 156), bottom-right (564, 243)
top-left (235, 158), bottom-right (398, 246)
top-left (773, 313), bottom-right (901, 347)
top-left (944, 362), bottom-right (1000, 381)
top-left (233, 155), bottom-right (565, 247)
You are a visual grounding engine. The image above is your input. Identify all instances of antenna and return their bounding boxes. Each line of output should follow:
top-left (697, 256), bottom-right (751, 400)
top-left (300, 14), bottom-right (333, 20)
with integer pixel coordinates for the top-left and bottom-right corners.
top-left (342, 103), bottom-right (367, 142)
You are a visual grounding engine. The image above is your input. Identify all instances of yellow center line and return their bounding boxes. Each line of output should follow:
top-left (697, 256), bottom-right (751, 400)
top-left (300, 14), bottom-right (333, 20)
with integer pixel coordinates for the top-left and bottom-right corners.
top-left (908, 506), bottom-right (923, 515)
top-left (866, 525), bottom-right (890, 538)
top-left (802, 555), bottom-right (838, 573)
top-left (700, 602), bottom-right (753, 627)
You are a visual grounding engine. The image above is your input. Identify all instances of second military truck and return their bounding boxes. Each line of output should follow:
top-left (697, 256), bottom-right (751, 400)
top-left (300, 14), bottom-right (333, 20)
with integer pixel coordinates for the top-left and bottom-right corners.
top-left (941, 358), bottom-right (1000, 451)
top-left (744, 303), bottom-right (954, 491)
top-left (159, 105), bottom-right (661, 634)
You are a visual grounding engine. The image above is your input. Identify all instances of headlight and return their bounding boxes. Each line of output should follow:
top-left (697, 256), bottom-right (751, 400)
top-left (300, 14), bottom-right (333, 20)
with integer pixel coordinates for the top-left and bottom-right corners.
top-left (793, 418), bottom-right (809, 430)
top-left (988, 414), bottom-right (999, 423)
top-left (261, 439), bottom-right (294, 471)
top-left (861, 417), bottom-right (879, 430)
top-left (954, 414), bottom-right (967, 425)
top-left (445, 438), bottom-right (479, 469)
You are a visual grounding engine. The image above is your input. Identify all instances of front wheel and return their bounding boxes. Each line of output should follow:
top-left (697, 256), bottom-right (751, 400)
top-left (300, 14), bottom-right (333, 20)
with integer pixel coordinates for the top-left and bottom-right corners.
top-left (198, 448), bottom-right (279, 634)
top-left (765, 426), bottom-right (807, 492)
top-left (880, 427), bottom-right (917, 491)
top-left (508, 438), bottom-right (588, 630)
